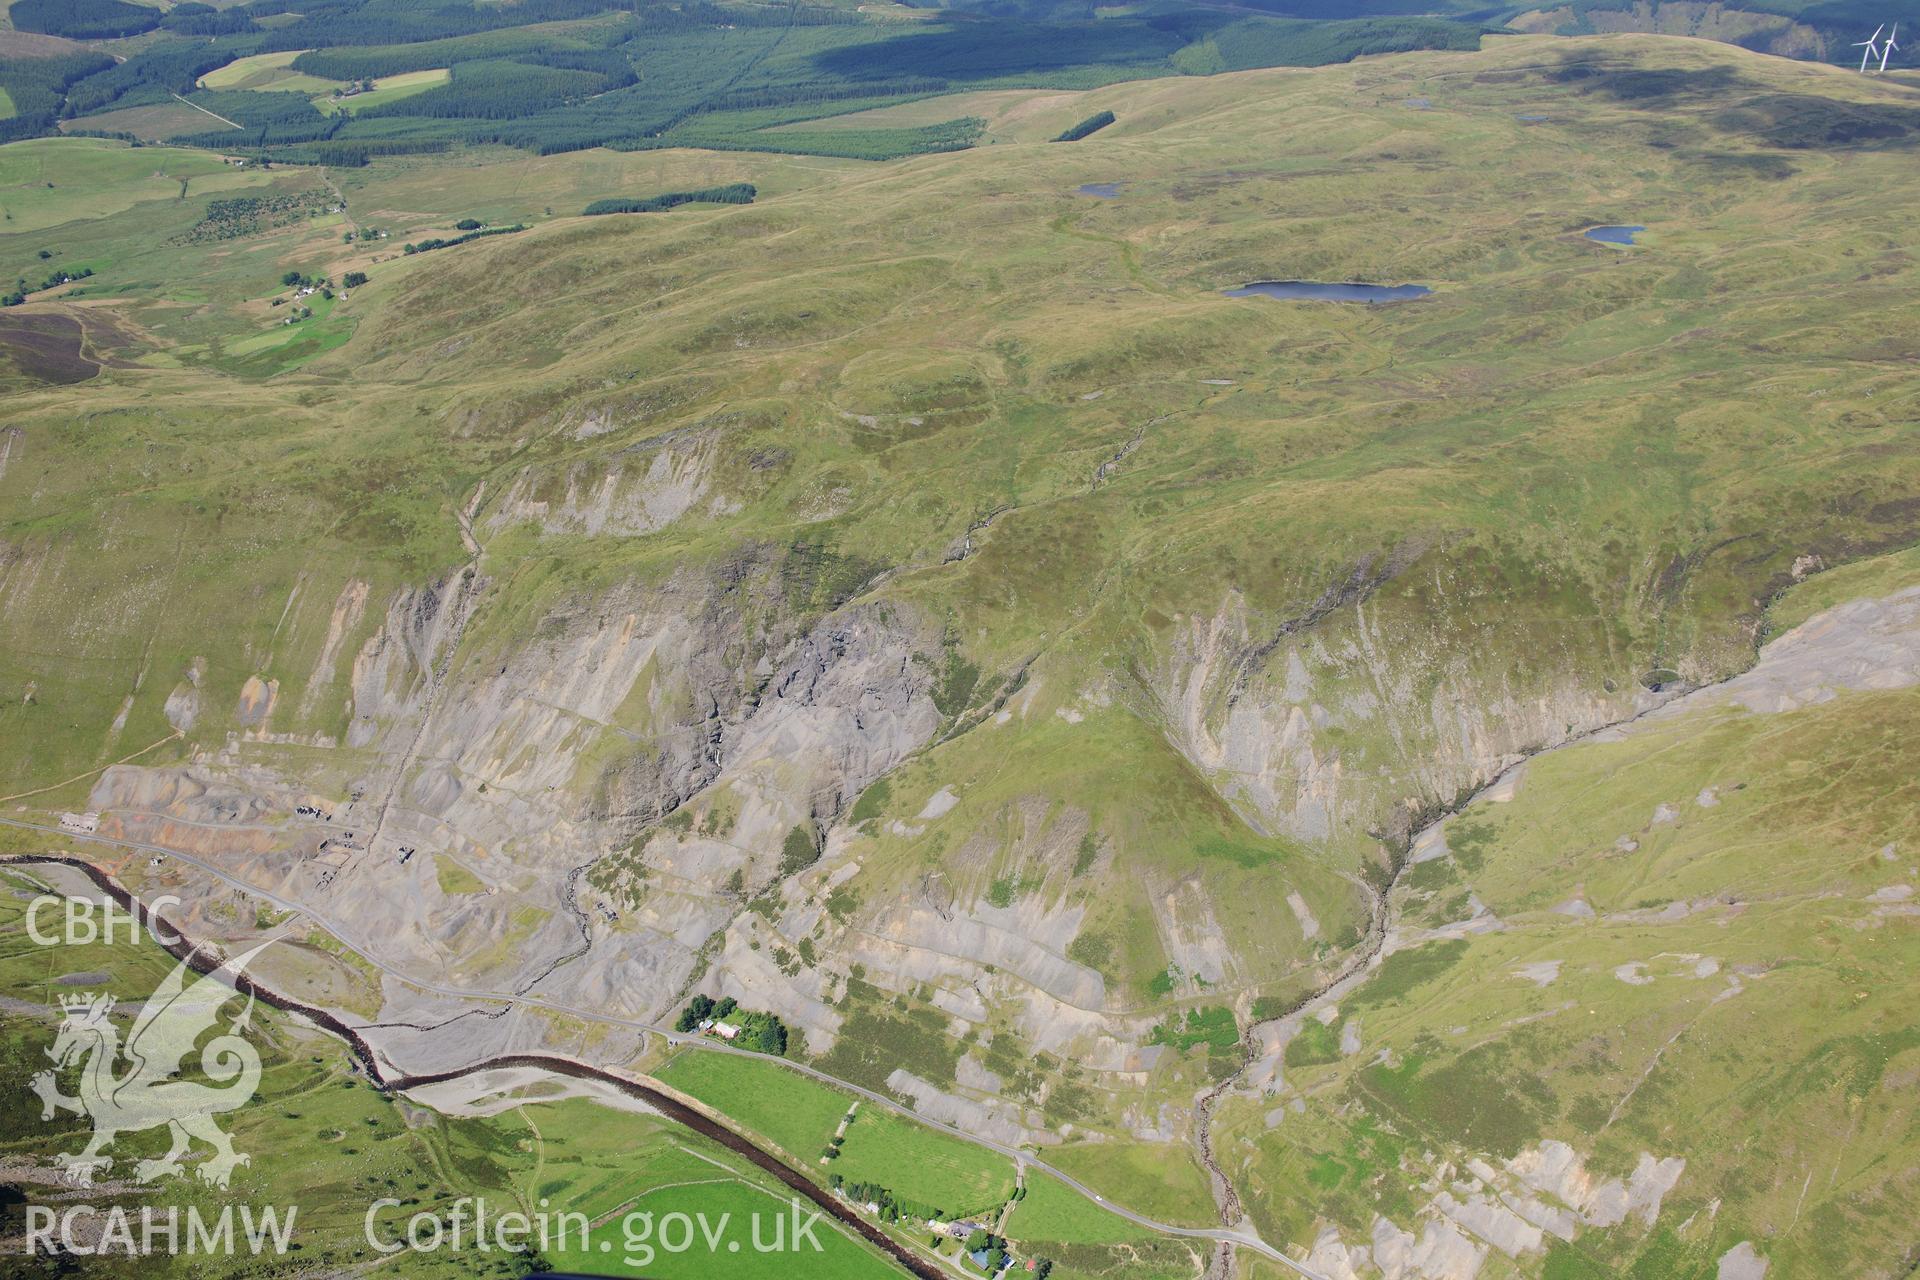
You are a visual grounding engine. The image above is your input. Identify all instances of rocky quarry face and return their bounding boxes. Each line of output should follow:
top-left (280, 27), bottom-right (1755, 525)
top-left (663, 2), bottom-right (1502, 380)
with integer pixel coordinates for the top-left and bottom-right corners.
top-left (19, 98), bottom-right (1888, 1129)
top-left (73, 500), bottom-right (1720, 1120)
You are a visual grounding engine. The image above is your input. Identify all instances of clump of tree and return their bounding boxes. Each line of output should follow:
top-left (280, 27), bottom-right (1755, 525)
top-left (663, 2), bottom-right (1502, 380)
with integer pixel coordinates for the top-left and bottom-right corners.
top-left (964, 1227), bottom-right (1011, 1271)
top-left (778, 823), bottom-right (820, 877)
top-left (671, 994), bottom-right (788, 1054)
top-left (342, 271), bottom-right (369, 289)
top-left (673, 992), bottom-right (735, 1032)
top-left (174, 89), bottom-right (343, 149)
top-left (354, 56), bottom-right (629, 121)
top-left (291, 28), bottom-right (570, 82)
top-left (4, 265), bottom-right (94, 307)
top-left (1052, 110), bottom-right (1115, 142)
top-left (582, 183), bottom-right (756, 216)
top-left (176, 192), bottom-right (332, 246)
top-left (729, 1010), bottom-right (787, 1054)
top-left (403, 223), bottom-right (527, 255)
top-left (830, 1175), bottom-right (944, 1225)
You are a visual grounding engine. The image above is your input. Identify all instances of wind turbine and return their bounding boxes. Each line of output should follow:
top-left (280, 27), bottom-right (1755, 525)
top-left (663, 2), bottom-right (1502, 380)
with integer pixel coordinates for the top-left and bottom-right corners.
top-left (1880, 23), bottom-right (1900, 71)
top-left (1856, 23), bottom-right (1885, 72)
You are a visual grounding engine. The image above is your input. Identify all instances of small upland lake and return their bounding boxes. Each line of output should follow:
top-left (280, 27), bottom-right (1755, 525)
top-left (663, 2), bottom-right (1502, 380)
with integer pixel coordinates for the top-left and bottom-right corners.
top-left (1224, 281), bottom-right (1431, 303)
top-left (1586, 224), bottom-right (1645, 245)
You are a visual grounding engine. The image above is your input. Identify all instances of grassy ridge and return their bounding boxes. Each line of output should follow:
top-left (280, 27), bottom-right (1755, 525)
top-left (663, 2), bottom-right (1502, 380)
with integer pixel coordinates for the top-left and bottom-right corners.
top-left (9, 32), bottom-right (1920, 880)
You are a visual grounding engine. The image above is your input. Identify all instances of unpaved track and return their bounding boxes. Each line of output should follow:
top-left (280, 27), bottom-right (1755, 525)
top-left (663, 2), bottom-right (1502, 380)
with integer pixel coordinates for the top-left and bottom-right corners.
top-left (0, 842), bottom-right (1319, 1276)
top-left (0, 731), bottom-right (180, 805)
top-left (169, 92), bottom-right (242, 128)
top-left (1185, 581), bottom-right (1920, 1277)
top-left (1, 850), bottom-right (950, 1280)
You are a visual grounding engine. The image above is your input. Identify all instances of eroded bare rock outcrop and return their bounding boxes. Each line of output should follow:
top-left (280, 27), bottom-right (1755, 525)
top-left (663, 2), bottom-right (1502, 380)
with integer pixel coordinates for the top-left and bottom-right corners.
top-left (1159, 563), bottom-right (1658, 853)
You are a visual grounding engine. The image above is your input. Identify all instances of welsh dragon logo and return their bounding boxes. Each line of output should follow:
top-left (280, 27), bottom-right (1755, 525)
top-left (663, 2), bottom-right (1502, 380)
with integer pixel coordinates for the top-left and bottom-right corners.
top-left (29, 944), bottom-right (269, 1189)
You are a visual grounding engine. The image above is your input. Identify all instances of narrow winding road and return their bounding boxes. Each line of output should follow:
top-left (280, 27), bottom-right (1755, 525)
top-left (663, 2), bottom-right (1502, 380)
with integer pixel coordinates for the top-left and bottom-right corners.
top-left (0, 822), bottom-right (1324, 1278)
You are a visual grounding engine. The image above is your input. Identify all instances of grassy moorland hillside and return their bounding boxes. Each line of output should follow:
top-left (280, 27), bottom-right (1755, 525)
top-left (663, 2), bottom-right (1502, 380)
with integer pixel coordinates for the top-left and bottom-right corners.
top-left (1, 30), bottom-right (1918, 1280)
top-left (1211, 550), bottom-right (1920, 1277)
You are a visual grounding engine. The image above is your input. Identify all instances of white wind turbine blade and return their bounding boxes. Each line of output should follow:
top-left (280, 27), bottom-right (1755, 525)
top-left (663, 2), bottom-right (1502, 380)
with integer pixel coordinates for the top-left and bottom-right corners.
top-left (1882, 24), bottom-right (1899, 71)
top-left (1857, 22), bottom-right (1886, 73)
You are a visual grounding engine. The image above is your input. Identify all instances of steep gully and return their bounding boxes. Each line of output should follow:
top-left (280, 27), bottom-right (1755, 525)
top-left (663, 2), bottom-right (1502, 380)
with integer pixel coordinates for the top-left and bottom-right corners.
top-left (329, 483), bottom-right (489, 890)
top-left (1183, 628), bottom-right (1831, 1279)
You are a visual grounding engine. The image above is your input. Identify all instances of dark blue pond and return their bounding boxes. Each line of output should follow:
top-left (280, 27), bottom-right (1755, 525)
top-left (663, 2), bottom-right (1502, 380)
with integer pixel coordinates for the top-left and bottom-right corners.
top-left (1585, 225), bottom-right (1644, 245)
top-left (1224, 280), bottom-right (1432, 303)
top-left (1077, 182), bottom-right (1122, 198)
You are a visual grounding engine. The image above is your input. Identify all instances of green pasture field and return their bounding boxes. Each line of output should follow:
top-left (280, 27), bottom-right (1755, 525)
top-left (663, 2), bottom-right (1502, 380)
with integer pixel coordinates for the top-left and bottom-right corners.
top-left (316, 68), bottom-right (450, 116)
top-left (198, 50), bottom-right (341, 95)
top-left (832, 1104), bottom-right (1015, 1214)
top-left (1009, 1171), bottom-right (1153, 1243)
top-left (1041, 1140), bottom-right (1216, 1228)
top-left (656, 1049), bottom-right (852, 1163)
top-left (656, 1049), bottom-right (1016, 1213)
top-left (0, 137), bottom-right (261, 234)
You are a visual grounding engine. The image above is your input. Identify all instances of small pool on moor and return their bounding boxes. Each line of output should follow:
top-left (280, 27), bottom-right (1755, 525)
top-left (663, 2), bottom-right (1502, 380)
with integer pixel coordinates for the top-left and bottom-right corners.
top-left (1223, 280), bottom-right (1431, 303)
top-left (1585, 225), bottom-right (1645, 245)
